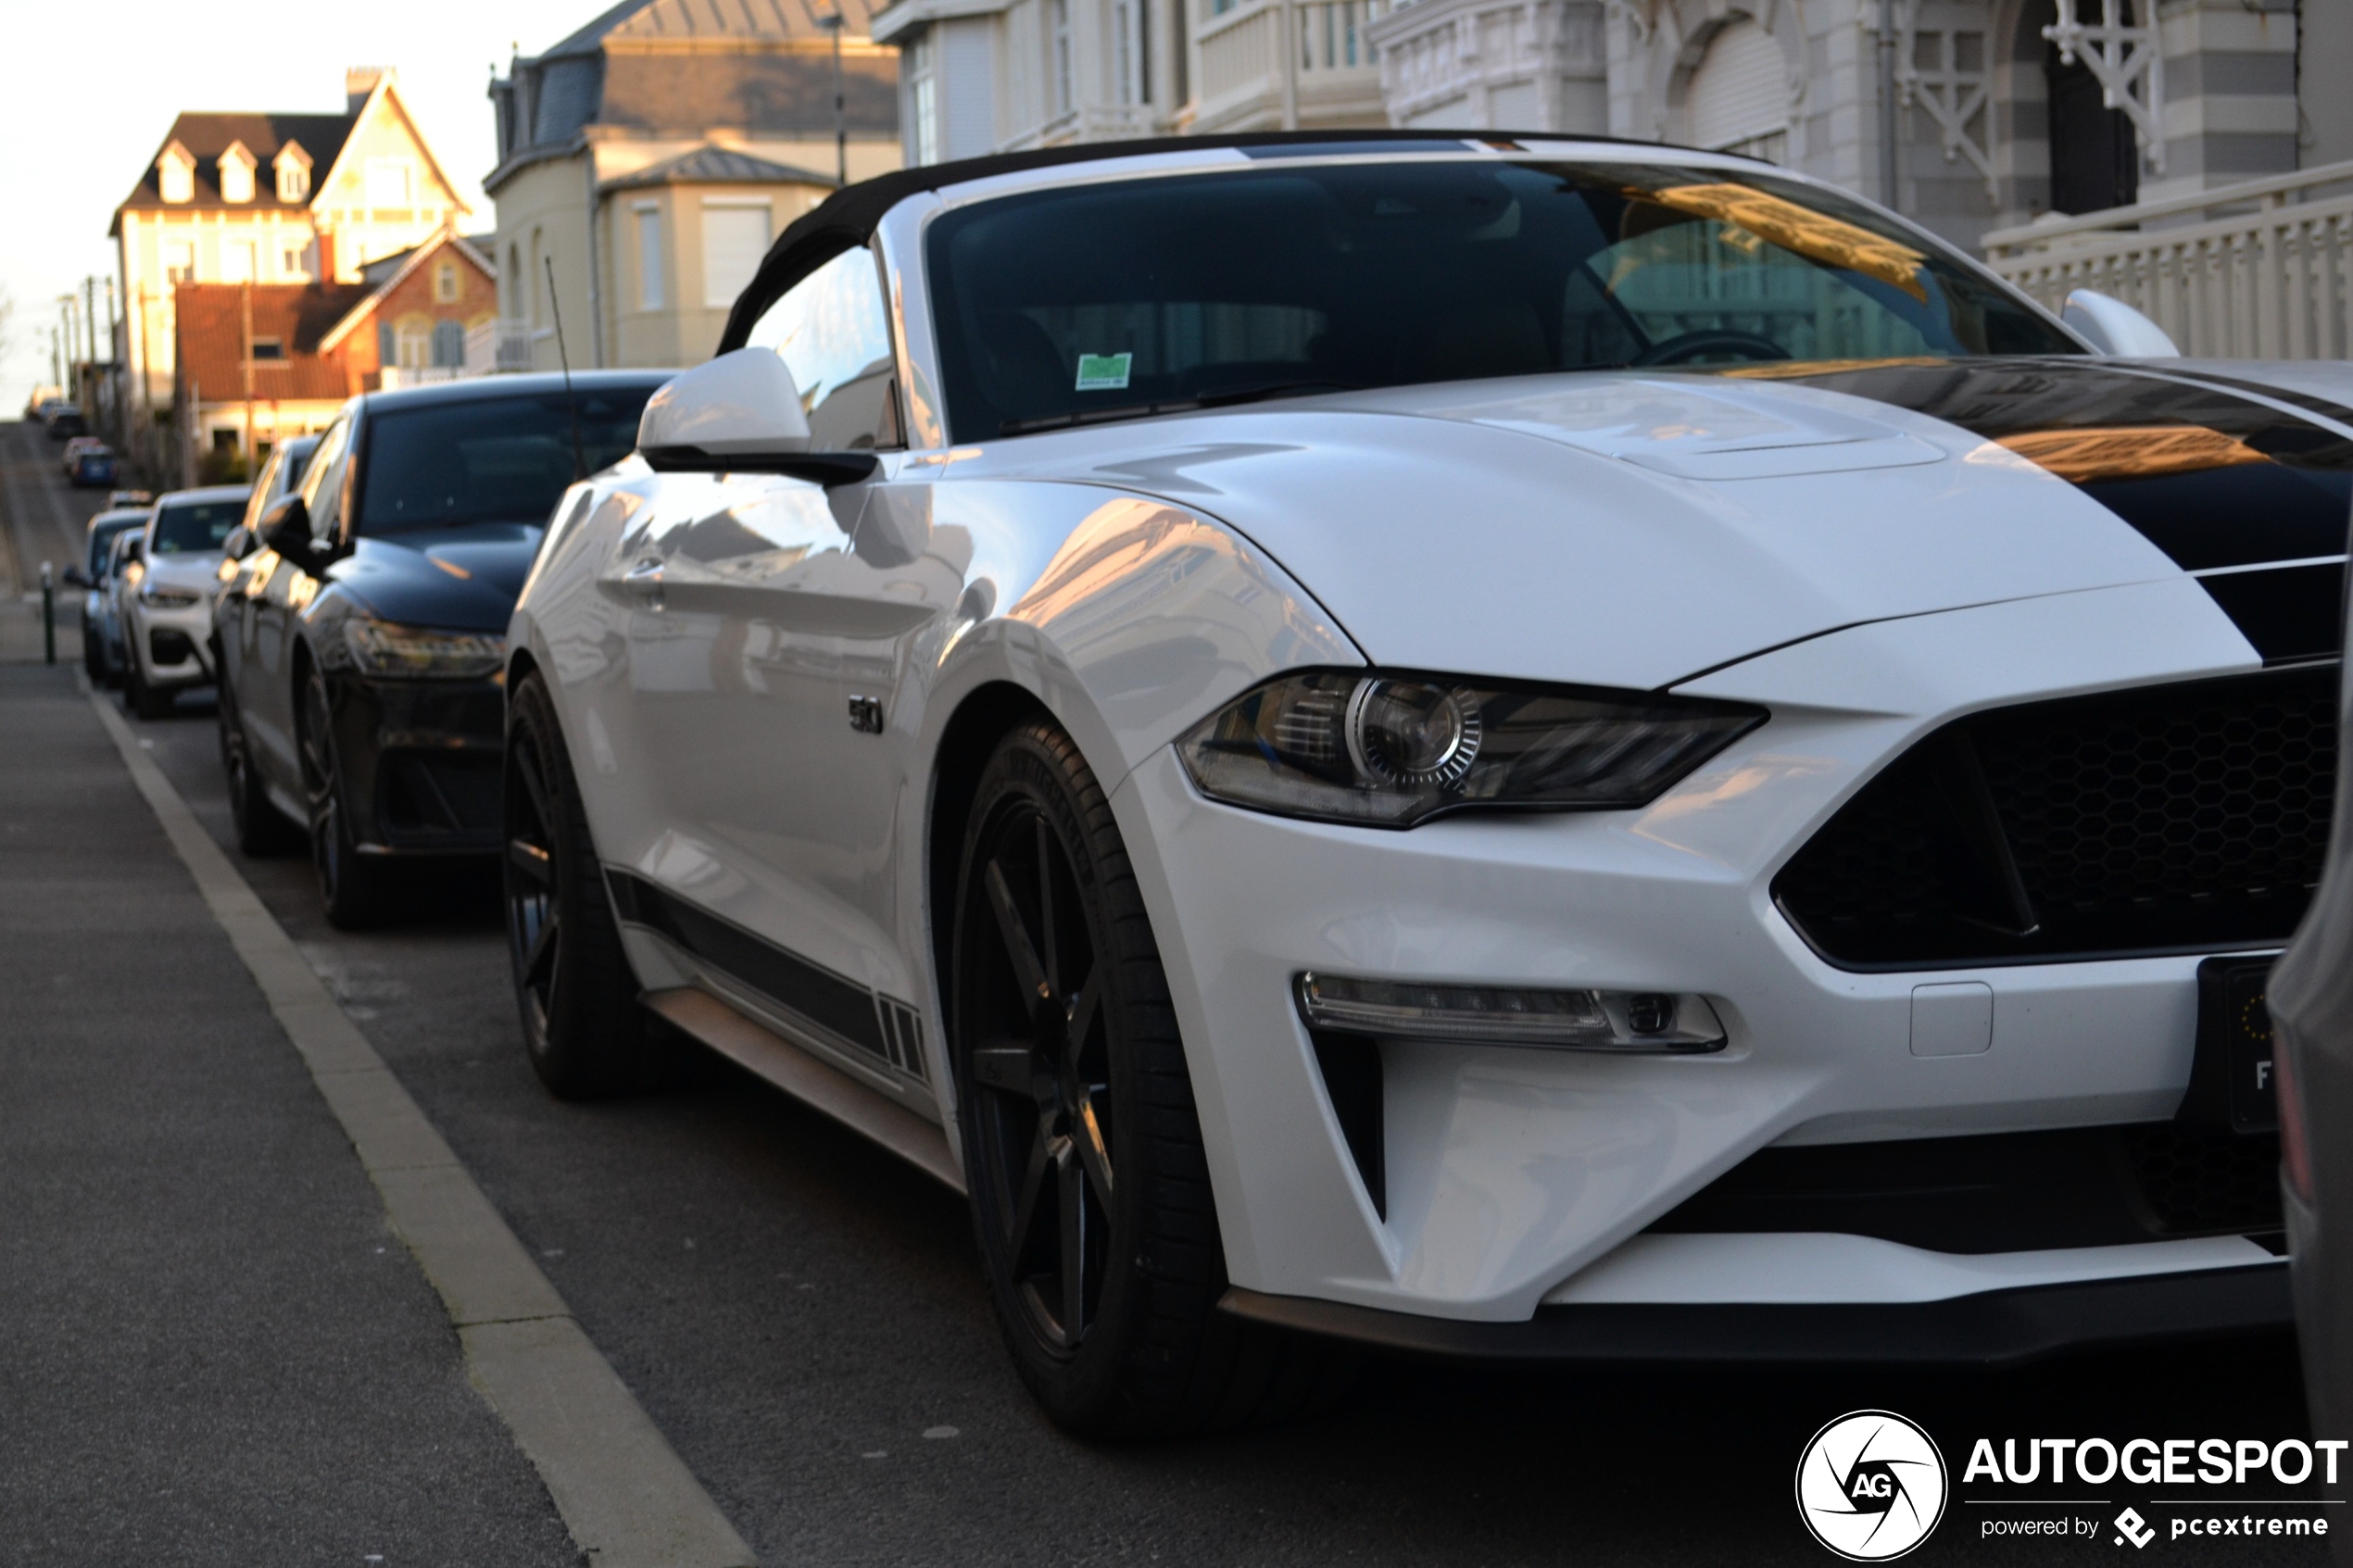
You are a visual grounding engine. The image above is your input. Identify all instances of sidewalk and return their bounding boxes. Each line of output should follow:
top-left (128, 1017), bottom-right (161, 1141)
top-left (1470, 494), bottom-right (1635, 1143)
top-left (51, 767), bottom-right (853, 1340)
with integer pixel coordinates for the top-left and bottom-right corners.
top-left (0, 663), bottom-right (577, 1563)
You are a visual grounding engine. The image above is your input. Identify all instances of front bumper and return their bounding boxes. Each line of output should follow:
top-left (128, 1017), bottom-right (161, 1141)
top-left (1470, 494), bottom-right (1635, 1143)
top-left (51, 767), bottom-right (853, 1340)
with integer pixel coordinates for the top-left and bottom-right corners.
top-left (323, 672), bottom-right (506, 854)
top-left (1111, 577), bottom-right (2286, 1340)
top-left (130, 597), bottom-right (216, 689)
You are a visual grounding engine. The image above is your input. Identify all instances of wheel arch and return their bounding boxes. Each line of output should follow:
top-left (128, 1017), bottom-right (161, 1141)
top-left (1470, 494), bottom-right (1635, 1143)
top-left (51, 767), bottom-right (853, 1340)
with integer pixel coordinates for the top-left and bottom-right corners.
top-left (925, 680), bottom-right (1056, 1006)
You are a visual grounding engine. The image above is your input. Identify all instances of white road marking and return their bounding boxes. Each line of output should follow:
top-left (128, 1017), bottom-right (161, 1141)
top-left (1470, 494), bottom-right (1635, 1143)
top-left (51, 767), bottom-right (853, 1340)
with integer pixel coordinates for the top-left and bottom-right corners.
top-left (83, 678), bottom-right (754, 1568)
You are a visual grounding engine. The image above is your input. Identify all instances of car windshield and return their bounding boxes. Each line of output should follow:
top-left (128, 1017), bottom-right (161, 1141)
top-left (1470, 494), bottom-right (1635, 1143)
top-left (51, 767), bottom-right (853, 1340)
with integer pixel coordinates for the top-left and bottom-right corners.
top-left (927, 158), bottom-right (2080, 438)
top-left (356, 388), bottom-right (658, 532)
top-left (152, 499), bottom-right (245, 554)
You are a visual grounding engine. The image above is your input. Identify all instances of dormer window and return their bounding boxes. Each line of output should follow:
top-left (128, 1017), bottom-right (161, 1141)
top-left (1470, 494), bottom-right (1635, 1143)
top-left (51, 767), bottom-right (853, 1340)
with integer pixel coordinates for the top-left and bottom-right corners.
top-left (219, 142), bottom-right (257, 204)
top-left (274, 142), bottom-right (311, 204)
top-left (157, 142), bottom-right (195, 204)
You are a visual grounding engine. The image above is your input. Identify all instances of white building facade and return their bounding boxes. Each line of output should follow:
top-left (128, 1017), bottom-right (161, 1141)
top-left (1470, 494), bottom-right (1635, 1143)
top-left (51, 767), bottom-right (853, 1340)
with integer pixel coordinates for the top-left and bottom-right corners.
top-left (875, 0), bottom-right (2347, 255)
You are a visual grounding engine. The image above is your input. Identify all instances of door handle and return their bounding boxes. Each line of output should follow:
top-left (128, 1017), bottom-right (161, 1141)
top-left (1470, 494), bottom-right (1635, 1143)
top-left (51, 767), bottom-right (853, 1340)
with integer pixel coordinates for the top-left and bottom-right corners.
top-left (621, 558), bottom-right (665, 608)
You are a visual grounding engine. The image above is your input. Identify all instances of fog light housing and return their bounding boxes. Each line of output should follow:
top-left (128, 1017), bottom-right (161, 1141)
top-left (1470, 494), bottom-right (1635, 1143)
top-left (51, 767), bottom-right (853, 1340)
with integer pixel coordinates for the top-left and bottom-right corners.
top-left (1295, 972), bottom-right (1726, 1053)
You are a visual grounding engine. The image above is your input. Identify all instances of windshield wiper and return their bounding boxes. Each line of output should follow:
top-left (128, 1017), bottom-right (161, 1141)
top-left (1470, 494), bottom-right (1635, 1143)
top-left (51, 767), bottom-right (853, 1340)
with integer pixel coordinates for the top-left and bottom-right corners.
top-left (999, 378), bottom-right (1365, 436)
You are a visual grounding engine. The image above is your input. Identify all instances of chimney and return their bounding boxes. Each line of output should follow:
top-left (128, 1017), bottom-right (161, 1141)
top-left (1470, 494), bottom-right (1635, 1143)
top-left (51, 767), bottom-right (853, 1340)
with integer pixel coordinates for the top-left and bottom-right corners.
top-left (316, 231), bottom-right (338, 283)
top-left (346, 67), bottom-right (391, 113)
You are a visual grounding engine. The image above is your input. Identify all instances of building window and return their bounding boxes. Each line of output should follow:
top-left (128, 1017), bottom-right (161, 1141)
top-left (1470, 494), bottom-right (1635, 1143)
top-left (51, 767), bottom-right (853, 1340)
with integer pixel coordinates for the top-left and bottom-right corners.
top-left (158, 153), bottom-right (194, 204)
top-left (277, 160), bottom-right (309, 203)
top-left (251, 338), bottom-right (286, 361)
top-left (1114, 0), bottom-right (1149, 106)
top-left (434, 260), bottom-right (459, 302)
top-left (165, 241), bottom-right (196, 284)
top-left (220, 153), bottom-right (255, 205)
top-left (701, 201), bottom-right (773, 309)
top-left (396, 316), bottom-right (433, 369)
top-left (1687, 19), bottom-right (1790, 164)
top-left (635, 205), bottom-right (665, 308)
top-left (1053, 0), bottom-right (1074, 115)
top-left (282, 240), bottom-right (314, 278)
top-left (910, 33), bottom-right (940, 164)
top-left (220, 242), bottom-right (256, 284)
top-left (432, 320), bottom-right (465, 368)
top-left (378, 321), bottom-right (395, 366)
top-left (365, 158), bottom-right (414, 209)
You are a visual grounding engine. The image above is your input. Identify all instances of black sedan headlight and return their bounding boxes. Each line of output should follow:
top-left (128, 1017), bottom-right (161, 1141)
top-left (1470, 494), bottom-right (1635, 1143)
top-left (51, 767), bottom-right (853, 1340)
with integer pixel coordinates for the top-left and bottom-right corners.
top-left (336, 617), bottom-right (506, 679)
top-left (1176, 671), bottom-right (1766, 827)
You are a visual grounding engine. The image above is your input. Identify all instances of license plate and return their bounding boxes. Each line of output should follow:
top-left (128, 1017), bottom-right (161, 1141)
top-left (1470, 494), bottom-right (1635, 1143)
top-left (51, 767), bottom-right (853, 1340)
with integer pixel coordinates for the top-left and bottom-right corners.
top-left (2183, 957), bottom-right (2278, 1135)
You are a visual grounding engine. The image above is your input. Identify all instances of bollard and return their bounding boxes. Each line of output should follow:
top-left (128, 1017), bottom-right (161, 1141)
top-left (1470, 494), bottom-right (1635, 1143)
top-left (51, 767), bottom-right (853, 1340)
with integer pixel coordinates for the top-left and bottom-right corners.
top-left (40, 561), bottom-right (55, 666)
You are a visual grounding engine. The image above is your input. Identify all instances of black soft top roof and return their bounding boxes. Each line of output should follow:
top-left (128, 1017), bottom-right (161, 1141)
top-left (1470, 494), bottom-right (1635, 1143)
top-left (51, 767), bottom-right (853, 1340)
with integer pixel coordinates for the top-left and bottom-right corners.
top-left (717, 128), bottom-right (1693, 352)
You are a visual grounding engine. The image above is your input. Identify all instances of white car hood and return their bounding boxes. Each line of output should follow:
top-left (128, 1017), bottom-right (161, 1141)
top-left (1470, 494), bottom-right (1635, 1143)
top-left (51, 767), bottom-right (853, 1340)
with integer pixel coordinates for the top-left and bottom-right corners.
top-left (989, 363), bottom-right (2342, 690)
top-left (140, 554), bottom-right (224, 595)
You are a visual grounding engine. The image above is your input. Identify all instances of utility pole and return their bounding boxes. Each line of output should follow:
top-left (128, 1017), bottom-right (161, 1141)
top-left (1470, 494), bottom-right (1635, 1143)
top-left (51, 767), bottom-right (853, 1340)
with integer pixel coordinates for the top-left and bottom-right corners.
top-left (824, 11), bottom-right (848, 186)
top-left (82, 277), bottom-right (98, 370)
top-left (241, 279), bottom-right (255, 467)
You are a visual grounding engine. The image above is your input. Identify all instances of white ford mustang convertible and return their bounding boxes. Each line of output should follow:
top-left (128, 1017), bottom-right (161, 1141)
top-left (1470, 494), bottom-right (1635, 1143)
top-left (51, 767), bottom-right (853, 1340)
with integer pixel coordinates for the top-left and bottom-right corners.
top-left (503, 132), bottom-right (2342, 1434)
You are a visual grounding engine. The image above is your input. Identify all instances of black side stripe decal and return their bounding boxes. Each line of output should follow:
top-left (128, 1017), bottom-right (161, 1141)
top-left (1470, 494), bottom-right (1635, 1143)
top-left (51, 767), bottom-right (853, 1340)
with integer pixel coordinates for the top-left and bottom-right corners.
top-left (607, 869), bottom-right (925, 1078)
top-left (1730, 358), bottom-right (2352, 662)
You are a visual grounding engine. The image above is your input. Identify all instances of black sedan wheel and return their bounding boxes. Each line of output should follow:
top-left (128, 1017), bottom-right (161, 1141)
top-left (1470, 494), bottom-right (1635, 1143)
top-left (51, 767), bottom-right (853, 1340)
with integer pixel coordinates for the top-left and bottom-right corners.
top-left (504, 671), bottom-right (667, 1098)
top-left (952, 720), bottom-right (1344, 1436)
top-left (299, 664), bottom-right (396, 928)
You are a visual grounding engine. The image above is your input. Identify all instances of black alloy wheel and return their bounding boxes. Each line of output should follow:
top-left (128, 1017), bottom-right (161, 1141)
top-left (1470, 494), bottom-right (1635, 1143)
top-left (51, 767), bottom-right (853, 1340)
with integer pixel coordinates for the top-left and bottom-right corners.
top-left (298, 663), bottom-right (396, 927)
top-left (218, 662), bottom-right (300, 857)
top-left (951, 720), bottom-right (1347, 1436)
top-left (122, 646), bottom-right (170, 720)
top-left (503, 671), bottom-right (667, 1098)
top-left (81, 622), bottom-right (103, 683)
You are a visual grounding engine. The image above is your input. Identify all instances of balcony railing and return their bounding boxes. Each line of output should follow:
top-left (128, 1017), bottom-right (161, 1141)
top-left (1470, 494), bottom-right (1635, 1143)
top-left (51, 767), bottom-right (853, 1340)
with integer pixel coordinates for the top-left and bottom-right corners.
top-left (1195, 0), bottom-right (1388, 134)
top-left (1982, 158), bottom-right (2353, 360)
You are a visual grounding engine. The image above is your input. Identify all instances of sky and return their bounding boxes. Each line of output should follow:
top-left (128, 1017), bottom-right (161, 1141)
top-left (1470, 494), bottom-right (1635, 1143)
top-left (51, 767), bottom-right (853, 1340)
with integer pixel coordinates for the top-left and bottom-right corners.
top-left (0, 0), bottom-right (605, 407)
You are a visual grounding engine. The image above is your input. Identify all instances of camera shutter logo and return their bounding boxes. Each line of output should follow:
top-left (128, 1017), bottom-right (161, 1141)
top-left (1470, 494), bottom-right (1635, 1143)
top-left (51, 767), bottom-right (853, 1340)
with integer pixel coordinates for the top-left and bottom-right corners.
top-left (1795, 1410), bottom-right (1949, 1561)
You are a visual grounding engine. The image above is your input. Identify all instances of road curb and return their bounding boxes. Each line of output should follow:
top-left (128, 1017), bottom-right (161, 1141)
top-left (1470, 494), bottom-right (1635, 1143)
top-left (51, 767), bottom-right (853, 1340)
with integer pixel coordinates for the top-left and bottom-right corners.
top-left (83, 678), bottom-right (757, 1568)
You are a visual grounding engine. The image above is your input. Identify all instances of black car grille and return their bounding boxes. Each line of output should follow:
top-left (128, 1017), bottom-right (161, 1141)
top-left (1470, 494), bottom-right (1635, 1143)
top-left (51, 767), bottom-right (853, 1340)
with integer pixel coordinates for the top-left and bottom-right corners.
top-left (1774, 668), bottom-right (2337, 968)
top-left (378, 753), bottom-right (502, 844)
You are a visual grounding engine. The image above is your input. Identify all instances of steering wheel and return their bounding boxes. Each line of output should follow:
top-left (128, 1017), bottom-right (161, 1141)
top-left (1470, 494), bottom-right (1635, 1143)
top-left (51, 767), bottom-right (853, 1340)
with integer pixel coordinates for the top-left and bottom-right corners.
top-left (1629, 330), bottom-right (1793, 368)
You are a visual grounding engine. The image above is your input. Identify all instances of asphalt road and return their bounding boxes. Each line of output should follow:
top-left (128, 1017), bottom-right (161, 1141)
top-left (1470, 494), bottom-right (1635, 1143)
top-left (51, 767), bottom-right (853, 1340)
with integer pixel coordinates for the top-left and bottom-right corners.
top-left (2, 418), bottom-right (2337, 1565)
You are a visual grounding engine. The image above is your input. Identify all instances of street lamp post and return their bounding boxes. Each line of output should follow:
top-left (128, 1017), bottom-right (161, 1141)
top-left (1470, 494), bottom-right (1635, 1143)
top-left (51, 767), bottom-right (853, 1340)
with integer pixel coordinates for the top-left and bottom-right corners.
top-left (822, 11), bottom-right (848, 187)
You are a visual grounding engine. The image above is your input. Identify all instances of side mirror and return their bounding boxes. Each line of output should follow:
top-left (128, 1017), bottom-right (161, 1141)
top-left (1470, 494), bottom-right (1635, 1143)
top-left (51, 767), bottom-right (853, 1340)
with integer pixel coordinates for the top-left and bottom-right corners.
top-left (60, 565), bottom-right (89, 588)
top-left (638, 348), bottom-right (878, 488)
top-left (258, 495), bottom-right (332, 573)
top-left (222, 525), bottom-right (257, 561)
top-left (2063, 290), bottom-right (2180, 358)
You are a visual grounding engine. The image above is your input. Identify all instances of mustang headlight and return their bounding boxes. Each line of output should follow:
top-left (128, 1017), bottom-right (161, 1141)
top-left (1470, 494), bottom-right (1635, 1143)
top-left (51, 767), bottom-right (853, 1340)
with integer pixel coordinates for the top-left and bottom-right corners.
top-left (342, 617), bottom-right (505, 679)
top-left (1177, 671), bottom-right (1766, 827)
top-left (140, 585), bottom-right (202, 608)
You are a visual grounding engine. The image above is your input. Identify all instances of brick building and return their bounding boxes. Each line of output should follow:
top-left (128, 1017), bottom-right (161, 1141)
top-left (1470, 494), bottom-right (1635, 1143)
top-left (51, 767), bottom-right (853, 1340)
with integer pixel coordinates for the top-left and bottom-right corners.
top-left (173, 228), bottom-right (497, 479)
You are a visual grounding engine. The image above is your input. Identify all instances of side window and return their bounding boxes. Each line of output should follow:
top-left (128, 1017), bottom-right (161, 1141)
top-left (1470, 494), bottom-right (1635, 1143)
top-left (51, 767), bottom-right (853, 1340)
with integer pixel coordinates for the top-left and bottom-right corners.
top-left (239, 445), bottom-right (285, 533)
top-left (298, 418), bottom-right (353, 543)
top-left (744, 245), bottom-right (900, 451)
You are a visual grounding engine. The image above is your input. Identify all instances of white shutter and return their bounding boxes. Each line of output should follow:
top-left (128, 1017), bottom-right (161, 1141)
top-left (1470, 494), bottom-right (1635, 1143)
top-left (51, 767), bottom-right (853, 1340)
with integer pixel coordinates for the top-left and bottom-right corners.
top-left (1688, 20), bottom-right (1788, 151)
top-left (701, 204), bottom-right (772, 309)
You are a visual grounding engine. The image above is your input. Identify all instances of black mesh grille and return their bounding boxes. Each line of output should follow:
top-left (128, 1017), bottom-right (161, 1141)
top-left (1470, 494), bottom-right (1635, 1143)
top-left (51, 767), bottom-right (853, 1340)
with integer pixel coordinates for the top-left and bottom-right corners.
top-left (1775, 669), bottom-right (2337, 968)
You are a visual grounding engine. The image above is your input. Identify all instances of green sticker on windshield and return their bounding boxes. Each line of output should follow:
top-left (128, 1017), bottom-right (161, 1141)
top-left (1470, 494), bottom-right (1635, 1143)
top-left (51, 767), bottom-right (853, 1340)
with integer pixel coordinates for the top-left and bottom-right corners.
top-left (1076, 352), bottom-right (1133, 392)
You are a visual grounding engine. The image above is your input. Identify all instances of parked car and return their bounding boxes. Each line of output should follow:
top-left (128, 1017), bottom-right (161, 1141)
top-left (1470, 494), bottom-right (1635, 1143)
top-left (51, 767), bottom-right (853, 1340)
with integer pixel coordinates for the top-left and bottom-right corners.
top-left (213, 372), bottom-right (667, 906)
top-left (119, 485), bottom-right (248, 718)
top-left (107, 489), bottom-right (154, 510)
top-left (45, 404), bottom-right (86, 439)
top-left (505, 132), bottom-right (2345, 1436)
top-left (60, 435), bottom-right (106, 476)
top-left (2264, 586), bottom-right (2353, 1557)
top-left (62, 506), bottom-right (153, 682)
top-left (68, 444), bottom-right (119, 489)
top-left (94, 528), bottom-right (144, 685)
top-left (26, 386), bottom-right (66, 420)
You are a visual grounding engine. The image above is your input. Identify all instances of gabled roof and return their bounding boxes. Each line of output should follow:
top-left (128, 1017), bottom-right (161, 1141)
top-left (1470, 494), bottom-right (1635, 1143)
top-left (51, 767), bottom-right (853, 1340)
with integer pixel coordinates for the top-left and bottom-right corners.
top-left (317, 228), bottom-right (497, 354)
top-left (173, 282), bottom-right (373, 404)
top-left (603, 144), bottom-right (839, 192)
top-left (116, 112), bottom-right (356, 224)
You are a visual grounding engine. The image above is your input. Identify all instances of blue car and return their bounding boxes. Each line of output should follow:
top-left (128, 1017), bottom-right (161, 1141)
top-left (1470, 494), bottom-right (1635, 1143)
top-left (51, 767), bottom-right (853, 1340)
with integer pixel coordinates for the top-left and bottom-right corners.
top-left (69, 445), bottom-right (118, 488)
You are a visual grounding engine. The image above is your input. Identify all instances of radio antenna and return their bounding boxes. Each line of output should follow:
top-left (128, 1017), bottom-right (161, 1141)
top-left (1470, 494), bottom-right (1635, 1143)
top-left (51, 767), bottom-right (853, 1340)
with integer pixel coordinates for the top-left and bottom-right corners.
top-left (544, 255), bottom-right (587, 481)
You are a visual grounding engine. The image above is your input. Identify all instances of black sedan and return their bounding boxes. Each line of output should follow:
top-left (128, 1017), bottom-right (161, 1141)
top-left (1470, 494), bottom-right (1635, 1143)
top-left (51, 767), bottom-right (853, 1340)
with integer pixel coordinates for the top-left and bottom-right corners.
top-left (212, 371), bottom-right (669, 926)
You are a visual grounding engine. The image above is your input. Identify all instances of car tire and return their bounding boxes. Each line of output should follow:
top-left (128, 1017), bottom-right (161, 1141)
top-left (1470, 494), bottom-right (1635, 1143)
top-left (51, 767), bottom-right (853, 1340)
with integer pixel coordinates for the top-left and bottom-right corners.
top-left (123, 652), bottom-right (171, 720)
top-left (298, 662), bottom-right (398, 928)
top-left (951, 719), bottom-right (1349, 1438)
top-left (504, 670), bottom-right (669, 1098)
top-left (219, 664), bottom-right (301, 857)
top-left (82, 623), bottom-right (104, 683)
